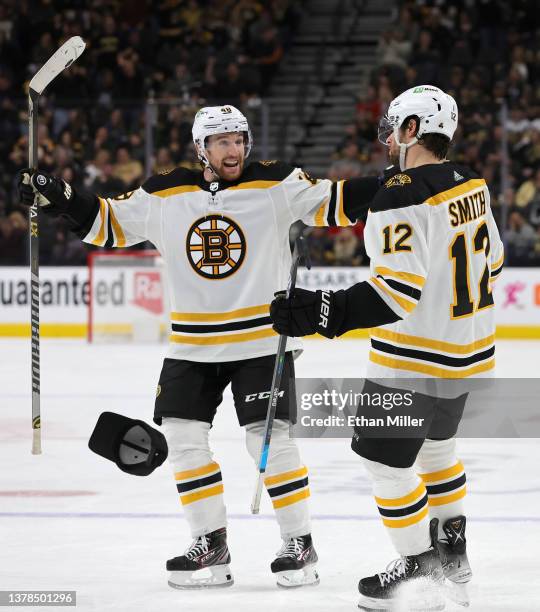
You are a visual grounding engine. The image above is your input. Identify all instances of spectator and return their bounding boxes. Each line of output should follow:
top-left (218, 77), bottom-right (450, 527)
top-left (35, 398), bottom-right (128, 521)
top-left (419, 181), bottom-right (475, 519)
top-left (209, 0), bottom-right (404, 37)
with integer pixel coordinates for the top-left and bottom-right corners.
top-left (506, 210), bottom-right (537, 265)
top-left (328, 228), bottom-right (364, 267)
top-left (112, 146), bottom-right (143, 189)
top-left (90, 160), bottom-right (126, 198)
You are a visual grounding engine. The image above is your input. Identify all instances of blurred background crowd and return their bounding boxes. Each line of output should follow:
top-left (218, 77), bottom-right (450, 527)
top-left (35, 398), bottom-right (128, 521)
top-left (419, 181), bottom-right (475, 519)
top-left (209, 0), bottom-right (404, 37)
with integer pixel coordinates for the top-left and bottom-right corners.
top-left (1, 0), bottom-right (539, 267)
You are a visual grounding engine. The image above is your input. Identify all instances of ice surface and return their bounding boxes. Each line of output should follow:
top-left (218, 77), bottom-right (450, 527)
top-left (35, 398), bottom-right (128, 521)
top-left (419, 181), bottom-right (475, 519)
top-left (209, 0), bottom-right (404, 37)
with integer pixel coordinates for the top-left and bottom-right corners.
top-left (1, 338), bottom-right (539, 611)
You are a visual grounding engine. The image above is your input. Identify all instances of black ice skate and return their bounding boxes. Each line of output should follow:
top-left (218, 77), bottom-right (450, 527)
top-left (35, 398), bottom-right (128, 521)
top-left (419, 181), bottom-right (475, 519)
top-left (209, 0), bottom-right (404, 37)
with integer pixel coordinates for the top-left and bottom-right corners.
top-left (438, 516), bottom-right (472, 607)
top-left (166, 527), bottom-right (233, 589)
top-left (271, 534), bottom-right (319, 588)
top-left (358, 519), bottom-right (444, 611)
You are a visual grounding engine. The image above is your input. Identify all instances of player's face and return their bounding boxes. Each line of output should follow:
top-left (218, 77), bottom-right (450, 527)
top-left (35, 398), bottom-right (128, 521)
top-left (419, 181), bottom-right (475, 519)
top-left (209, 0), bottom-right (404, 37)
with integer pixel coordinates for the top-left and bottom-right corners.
top-left (205, 132), bottom-right (246, 181)
top-left (386, 127), bottom-right (414, 166)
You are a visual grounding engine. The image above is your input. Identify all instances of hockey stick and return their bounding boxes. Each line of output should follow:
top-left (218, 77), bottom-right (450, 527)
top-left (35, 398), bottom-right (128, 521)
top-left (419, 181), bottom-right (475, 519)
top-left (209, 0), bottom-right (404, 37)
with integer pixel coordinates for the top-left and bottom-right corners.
top-left (28, 36), bottom-right (86, 455)
top-left (251, 235), bottom-right (311, 514)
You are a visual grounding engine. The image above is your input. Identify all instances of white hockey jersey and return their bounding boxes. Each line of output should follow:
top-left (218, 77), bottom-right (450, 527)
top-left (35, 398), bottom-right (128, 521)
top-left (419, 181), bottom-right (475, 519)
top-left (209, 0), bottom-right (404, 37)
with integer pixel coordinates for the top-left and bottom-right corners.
top-left (363, 163), bottom-right (504, 379)
top-left (82, 161), bottom-right (356, 362)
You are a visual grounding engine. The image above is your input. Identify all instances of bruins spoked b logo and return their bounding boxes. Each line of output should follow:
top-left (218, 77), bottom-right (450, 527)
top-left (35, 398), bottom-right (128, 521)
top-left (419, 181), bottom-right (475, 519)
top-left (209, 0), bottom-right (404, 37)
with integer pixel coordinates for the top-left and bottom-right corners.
top-left (186, 215), bottom-right (246, 279)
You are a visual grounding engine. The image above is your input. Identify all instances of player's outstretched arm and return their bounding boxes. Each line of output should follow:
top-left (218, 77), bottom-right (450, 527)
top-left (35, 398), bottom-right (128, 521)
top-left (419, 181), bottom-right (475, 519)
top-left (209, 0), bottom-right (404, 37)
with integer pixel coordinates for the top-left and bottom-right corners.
top-left (17, 168), bottom-right (152, 248)
top-left (269, 282), bottom-right (400, 339)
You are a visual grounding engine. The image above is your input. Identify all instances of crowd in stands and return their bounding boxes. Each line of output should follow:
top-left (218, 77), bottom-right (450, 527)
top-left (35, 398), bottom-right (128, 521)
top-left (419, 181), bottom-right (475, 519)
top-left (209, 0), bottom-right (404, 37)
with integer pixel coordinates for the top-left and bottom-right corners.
top-left (0, 0), bottom-right (299, 264)
top-left (1, 0), bottom-right (539, 268)
top-left (324, 0), bottom-right (540, 267)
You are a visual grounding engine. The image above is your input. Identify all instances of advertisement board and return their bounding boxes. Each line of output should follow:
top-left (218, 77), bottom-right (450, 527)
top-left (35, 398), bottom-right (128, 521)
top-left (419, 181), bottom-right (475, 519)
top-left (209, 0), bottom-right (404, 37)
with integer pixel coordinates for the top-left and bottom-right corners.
top-left (1, 266), bottom-right (540, 338)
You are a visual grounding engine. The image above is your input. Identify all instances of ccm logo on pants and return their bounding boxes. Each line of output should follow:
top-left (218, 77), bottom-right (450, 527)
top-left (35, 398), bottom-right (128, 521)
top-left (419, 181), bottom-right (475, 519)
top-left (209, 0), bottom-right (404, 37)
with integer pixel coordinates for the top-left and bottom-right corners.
top-left (245, 391), bottom-right (285, 402)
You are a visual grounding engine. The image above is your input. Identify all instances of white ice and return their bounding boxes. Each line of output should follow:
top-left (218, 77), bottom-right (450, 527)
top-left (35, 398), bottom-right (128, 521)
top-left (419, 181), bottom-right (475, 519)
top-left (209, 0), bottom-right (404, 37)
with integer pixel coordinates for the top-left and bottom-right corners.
top-left (1, 338), bottom-right (539, 611)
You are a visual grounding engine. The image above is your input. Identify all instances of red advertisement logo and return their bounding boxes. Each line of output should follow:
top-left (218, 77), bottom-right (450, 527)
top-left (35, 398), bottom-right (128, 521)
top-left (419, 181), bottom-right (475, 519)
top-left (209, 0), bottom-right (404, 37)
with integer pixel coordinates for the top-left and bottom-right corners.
top-left (535, 284), bottom-right (540, 306)
top-left (133, 271), bottom-right (163, 314)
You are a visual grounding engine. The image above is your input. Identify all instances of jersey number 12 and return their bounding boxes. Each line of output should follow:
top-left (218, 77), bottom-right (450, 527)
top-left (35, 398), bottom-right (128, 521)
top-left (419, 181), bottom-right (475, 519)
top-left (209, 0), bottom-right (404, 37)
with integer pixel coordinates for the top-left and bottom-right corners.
top-left (449, 221), bottom-right (494, 318)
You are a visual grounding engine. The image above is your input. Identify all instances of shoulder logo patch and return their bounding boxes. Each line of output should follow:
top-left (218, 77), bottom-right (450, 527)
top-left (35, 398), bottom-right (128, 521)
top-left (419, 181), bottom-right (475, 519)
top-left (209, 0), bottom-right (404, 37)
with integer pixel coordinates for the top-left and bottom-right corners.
top-left (159, 168), bottom-right (174, 175)
top-left (385, 173), bottom-right (412, 188)
top-left (259, 160), bottom-right (277, 166)
top-left (454, 170), bottom-right (464, 182)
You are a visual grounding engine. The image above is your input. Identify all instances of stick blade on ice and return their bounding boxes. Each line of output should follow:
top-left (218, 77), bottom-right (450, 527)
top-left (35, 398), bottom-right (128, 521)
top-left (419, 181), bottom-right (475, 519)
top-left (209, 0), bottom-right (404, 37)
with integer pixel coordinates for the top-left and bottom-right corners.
top-left (29, 36), bottom-right (86, 95)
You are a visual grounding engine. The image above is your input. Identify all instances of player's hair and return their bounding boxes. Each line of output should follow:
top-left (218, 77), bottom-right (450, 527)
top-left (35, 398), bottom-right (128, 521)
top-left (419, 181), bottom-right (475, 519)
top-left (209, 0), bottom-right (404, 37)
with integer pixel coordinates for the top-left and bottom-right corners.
top-left (400, 115), bottom-right (451, 160)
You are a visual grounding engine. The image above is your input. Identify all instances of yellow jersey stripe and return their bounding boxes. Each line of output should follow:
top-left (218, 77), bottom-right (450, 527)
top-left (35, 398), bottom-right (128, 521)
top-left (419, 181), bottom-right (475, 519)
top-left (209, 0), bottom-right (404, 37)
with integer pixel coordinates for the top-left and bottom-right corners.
top-left (170, 328), bottom-right (277, 345)
top-left (228, 180), bottom-right (281, 190)
top-left (371, 277), bottom-right (416, 313)
top-left (428, 487), bottom-right (467, 507)
top-left (91, 198), bottom-right (108, 246)
top-left (491, 253), bottom-right (504, 270)
top-left (375, 482), bottom-right (426, 508)
top-left (175, 461), bottom-right (221, 481)
top-left (171, 304), bottom-right (270, 322)
top-left (107, 202), bottom-right (126, 248)
top-left (314, 198), bottom-right (328, 227)
top-left (265, 466), bottom-right (308, 487)
top-left (180, 484), bottom-right (224, 506)
top-left (419, 462), bottom-right (464, 484)
top-left (369, 352), bottom-right (495, 378)
top-left (337, 180), bottom-right (350, 226)
top-left (382, 506), bottom-right (429, 529)
top-left (369, 329), bottom-right (495, 355)
top-left (424, 178), bottom-right (486, 206)
top-left (272, 488), bottom-right (310, 509)
top-left (153, 184), bottom-right (202, 198)
top-left (374, 266), bottom-right (426, 288)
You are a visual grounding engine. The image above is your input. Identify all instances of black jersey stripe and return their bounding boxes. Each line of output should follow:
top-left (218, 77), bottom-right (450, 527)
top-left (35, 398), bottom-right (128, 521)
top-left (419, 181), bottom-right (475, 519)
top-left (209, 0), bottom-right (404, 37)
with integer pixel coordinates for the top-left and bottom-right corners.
top-left (491, 265), bottom-right (503, 278)
top-left (176, 471), bottom-right (222, 493)
top-left (378, 276), bottom-right (422, 301)
top-left (377, 493), bottom-right (428, 518)
top-left (171, 316), bottom-right (272, 334)
top-left (370, 339), bottom-right (495, 367)
top-left (104, 209), bottom-right (114, 248)
top-left (267, 477), bottom-right (309, 498)
top-left (426, 474), bottom-right (466, 496)
top-left (327, 182), bottom-right (337, 226)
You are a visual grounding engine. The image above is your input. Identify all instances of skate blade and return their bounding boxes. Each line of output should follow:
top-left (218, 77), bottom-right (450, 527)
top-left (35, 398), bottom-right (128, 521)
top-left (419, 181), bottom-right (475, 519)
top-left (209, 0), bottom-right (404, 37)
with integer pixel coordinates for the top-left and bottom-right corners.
top-left (168, 564), bottom-right (234, 590)
top-left (358, 578), bottom-right (446, 611)
top-left (276, 564), bottom-right (320, 588)
top-left (357, 596), bottom-right (445, 611)
top-left (443, 580), bottom-right (470, 607)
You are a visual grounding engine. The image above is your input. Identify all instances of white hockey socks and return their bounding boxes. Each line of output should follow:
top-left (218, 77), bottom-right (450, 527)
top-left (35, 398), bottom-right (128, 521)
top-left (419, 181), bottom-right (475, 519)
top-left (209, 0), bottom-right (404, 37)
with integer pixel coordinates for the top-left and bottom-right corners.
top-left (362, 457), bottom-right (431, 556)
top-left (416, 438), bottom-right (466, 538)
top-left (245, 419), bottom-right (311, 539)
top-left (162, 418), bottom-right (226, 538)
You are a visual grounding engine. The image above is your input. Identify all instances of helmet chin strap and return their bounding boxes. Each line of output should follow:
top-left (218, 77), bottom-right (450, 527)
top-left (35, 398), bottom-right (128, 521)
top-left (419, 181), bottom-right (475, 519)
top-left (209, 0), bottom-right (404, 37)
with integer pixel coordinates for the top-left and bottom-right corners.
top-left (197, 146), bottom-right (220, 180)
top-left (394, 128), bottom-right (418, 171)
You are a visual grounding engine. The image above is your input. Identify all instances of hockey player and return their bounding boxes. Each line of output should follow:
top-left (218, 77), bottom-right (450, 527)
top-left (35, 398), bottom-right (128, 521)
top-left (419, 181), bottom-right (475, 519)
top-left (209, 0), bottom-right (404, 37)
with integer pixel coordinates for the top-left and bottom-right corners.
top-left (270, 86), bottom-right (504, 609)
top-left (18, 105), bottom-right (382, 590)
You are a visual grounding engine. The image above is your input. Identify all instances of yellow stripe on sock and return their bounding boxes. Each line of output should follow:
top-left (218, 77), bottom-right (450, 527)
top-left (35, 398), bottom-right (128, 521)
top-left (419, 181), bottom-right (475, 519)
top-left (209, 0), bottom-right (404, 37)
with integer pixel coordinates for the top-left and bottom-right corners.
top-left (180, 484), bottom-right (224, 506)
top-left (265, 466), bottom-right (308, 487)
top-left (419, 462), bottom-right (464, 484)
top-left (382, 505), bottom-right (429, 529)
top-left (428, 487), bottom-right (467, 507)
top-left (175, 462), bottom-right (220, 481)
top-left (375, 482), bottom-right (426, 508)
top-left (272, 488), bottom-right (310, 509)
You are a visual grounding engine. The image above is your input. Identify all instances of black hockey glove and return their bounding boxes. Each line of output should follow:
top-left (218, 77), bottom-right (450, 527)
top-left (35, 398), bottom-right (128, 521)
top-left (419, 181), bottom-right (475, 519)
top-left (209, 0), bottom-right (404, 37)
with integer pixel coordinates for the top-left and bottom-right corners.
top-left (17, 168), bottom-right (75, 214)
top-left (270, 288), bottom-right (344, 338)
